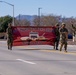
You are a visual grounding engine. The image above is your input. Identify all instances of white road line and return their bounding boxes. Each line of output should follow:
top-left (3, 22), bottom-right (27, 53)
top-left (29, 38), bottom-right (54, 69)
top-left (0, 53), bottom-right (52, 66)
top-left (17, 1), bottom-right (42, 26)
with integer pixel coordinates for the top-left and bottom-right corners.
top-left (16, 59), bottom-right (36, 65)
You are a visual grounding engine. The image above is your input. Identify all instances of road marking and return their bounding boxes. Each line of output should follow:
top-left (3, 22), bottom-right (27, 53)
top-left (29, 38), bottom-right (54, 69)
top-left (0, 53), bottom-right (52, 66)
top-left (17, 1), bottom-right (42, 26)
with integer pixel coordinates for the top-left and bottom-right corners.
top-left (16, 59), bottom-right (36, 65)
top-left (41, 50), bottom-right (76, 55)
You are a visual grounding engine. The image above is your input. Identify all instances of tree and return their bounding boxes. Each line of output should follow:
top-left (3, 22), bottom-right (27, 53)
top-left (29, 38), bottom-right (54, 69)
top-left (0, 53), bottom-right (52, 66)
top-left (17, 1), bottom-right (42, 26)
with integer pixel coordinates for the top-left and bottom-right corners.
top-left (33, 15), bottom-right (60, 26)
top-left (15, 19), bottom-right (31, 26)
top-left (0, 15), bottom-right (12, 32)
top-left (33, 16), bottom-right (39, 26)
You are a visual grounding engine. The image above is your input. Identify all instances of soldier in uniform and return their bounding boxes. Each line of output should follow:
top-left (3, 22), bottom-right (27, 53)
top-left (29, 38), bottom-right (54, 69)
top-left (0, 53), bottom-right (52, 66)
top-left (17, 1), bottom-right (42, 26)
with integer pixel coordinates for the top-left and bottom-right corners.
top-left (54, 23), bottom-right (60, 50)
top-left (6, 23), bottom-right (13, 50)
top-left (59, 23), bottom-right (68, 52)
top-left (71, 24), bottom-right (76, 42)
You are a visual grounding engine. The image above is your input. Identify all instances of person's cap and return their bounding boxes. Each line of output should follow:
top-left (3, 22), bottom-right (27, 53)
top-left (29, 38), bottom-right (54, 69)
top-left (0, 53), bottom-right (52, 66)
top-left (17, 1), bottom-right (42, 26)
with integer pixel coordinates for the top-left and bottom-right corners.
top-left (62, 23), bottom-right (66, 25)
top-left (55, 23), bottom-right (59, 26)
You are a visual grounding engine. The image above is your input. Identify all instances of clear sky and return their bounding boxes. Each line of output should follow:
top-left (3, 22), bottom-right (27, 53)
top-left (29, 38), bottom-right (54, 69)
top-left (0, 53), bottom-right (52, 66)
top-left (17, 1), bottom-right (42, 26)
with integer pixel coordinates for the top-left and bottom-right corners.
top-left (0, 0), bottom-right (76, 17)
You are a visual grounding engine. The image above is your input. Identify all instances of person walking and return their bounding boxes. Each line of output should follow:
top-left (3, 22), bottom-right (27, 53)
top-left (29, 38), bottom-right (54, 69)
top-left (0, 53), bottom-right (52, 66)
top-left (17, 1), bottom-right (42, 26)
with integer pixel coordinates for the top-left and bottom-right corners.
top-left (54, 23), bottom-right (60, 50)
top-left (71, 24), bottom-right (76, 42)
top-left (6, 23), bottom-right (13, 50)
top-left (59, 23), bottom-right (68, 52)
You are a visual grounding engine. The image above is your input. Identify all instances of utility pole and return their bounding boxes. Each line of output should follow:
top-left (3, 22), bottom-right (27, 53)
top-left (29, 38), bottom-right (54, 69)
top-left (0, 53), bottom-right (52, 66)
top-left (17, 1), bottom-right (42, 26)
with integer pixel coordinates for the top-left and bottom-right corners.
top-left (38, 8), bottom-right (42, 26)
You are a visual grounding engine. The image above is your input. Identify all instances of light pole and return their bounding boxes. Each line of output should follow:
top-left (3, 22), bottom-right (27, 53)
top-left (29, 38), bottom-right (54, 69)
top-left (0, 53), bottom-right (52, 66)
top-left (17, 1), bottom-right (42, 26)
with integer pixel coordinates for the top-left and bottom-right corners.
top-left (0, 1), bottom-right (14, 26)
top-left (38, 7), bottom-right (42, 26)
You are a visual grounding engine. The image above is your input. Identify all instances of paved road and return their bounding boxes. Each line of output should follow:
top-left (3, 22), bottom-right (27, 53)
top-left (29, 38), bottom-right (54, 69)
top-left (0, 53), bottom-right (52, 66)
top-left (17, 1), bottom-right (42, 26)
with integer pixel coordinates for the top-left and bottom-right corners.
top-left (0, 40), bottom-right (76, 75)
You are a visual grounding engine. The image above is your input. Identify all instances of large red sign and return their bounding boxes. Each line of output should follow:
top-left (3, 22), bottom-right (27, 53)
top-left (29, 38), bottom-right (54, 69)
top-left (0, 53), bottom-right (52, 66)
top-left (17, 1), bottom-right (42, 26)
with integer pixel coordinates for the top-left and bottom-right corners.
top-left (12, 26), bottom-right (56, 46)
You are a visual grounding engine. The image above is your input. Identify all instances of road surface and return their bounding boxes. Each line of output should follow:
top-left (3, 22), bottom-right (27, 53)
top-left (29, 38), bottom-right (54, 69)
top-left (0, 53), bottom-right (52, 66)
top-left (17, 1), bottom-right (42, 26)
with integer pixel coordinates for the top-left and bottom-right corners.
top-left (0, 40), bottom-right (76, 75)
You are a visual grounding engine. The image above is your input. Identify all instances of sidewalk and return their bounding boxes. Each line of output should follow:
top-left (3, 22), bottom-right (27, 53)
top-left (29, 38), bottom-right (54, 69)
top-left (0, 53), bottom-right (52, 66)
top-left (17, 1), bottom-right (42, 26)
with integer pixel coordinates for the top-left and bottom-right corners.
top-left (68, 40), bottom-right (76, 45)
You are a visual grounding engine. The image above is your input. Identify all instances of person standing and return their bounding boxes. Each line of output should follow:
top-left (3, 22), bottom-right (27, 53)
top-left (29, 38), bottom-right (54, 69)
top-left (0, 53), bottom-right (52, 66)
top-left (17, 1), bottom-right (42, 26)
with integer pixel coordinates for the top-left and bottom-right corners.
top-left (6, 23), bottom-right (13, 50)
top-left (71, 24), bottom-right (76, 42)
top-left (54, 23), bottom-right (60, 50)
top-left (59, 23), bottom-right (68, 52)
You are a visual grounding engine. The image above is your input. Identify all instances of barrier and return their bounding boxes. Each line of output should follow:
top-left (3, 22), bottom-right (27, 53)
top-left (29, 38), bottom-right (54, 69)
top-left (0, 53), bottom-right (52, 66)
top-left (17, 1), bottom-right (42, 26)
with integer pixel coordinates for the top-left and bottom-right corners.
top-left (12, 26), bottom-right (56, 46)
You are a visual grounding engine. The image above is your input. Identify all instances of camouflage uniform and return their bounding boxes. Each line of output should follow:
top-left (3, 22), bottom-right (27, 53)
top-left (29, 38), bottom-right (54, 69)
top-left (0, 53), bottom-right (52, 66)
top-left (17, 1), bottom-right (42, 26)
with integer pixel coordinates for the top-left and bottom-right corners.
top-left (60, 24), bottom-right (68, 52)
top-left (72, 24), bottom-right (76, 42)
top-left (72, 24), bottom-right (76, 36)
top-left (54, 24), bottom-right (60, 50)
top-left (6, 24), bottom-right (13, 50)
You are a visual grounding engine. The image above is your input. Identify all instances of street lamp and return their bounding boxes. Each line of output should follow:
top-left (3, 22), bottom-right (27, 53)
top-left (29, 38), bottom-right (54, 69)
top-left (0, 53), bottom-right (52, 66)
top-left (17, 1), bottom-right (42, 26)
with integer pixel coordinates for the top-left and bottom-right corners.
top-left (38, 7), bottom-right (42, 26)
top-left (0, 1), bottom-right (14, 26)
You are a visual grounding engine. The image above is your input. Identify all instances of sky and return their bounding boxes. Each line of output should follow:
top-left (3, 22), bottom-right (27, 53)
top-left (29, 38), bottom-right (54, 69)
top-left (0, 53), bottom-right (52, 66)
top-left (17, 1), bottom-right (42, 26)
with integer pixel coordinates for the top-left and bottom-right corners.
top-left (0, 0), bottom-right (76, 17)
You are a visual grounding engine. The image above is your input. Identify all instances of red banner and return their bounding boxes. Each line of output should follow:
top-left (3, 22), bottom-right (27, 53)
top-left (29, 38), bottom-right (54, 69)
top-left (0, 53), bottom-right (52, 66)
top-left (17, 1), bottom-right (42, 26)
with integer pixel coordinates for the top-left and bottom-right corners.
top-left (12, 26), bottom-right (56, 46)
